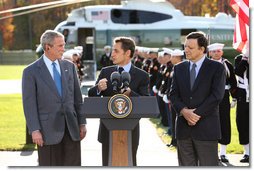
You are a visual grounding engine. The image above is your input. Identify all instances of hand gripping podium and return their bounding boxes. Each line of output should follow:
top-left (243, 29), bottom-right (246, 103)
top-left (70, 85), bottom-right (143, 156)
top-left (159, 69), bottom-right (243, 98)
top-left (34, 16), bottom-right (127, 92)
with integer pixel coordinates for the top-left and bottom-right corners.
top-left (82, 95), bottom-right (159, 166)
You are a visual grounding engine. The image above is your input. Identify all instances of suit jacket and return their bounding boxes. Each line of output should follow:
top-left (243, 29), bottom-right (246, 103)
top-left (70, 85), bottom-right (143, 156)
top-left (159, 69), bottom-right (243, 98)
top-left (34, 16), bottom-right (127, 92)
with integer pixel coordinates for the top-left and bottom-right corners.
top-left (22, 57), bottom-right (86, 145)
top-left (169, 57), bottom-right (226, 141)
top-left (88, 64), bottom-right (150, 142)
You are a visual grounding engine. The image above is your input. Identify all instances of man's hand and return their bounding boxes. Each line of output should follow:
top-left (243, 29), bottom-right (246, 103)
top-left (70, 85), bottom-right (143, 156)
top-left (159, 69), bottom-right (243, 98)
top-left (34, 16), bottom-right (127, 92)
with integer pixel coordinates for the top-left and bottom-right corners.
top-left (80, 125), bottom-right (87, 140)
top-left (97, 78), bottom-right (108, 92)
top-left (32, 130), bottom-right (44, 147)
top-left (180, 108), bottom-right (201, 126)
top-left (121, 87), bottom-right (131, 97)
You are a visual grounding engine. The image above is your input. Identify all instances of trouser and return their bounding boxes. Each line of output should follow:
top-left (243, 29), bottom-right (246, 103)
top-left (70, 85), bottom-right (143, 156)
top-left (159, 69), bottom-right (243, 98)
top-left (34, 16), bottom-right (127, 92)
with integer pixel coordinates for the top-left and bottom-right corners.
top-left (37, 127), bottom-right (81, 166)
top-left (236, 101), bottom-right (249, 144)
top-left (177, 138), bottom-right (218, 166)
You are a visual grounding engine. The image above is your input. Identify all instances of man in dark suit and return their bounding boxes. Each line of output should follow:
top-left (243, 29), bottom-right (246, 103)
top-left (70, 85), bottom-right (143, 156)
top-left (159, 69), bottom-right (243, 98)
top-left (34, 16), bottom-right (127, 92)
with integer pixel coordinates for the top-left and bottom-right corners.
top-left (22, 30), bottom-right (87, 166)
top-left (169, 32), bottom-right (226, 166)
top-left (88, 37), bottom-right (150, 166)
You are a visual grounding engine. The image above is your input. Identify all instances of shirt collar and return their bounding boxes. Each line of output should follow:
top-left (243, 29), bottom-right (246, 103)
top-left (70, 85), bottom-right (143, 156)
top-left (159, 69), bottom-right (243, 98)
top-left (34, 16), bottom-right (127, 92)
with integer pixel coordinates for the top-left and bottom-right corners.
top-left (43, 55), bottom-right (60, 66)
top-left (118, 61), bottom-right (132, 72)
top-left (189, 55), bottom-right (206, 69)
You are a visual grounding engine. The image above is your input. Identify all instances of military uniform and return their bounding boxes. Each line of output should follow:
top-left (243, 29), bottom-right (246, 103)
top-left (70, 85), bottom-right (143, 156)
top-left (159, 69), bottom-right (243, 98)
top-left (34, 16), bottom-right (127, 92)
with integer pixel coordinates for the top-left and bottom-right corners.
top-left (234, 54), bottom-right (249, 145)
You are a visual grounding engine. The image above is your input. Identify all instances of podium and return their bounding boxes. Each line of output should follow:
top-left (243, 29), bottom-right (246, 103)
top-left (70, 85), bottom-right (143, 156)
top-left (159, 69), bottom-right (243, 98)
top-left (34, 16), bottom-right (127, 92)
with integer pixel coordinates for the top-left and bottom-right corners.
top-left (82, 95), bottom-right (159, 166)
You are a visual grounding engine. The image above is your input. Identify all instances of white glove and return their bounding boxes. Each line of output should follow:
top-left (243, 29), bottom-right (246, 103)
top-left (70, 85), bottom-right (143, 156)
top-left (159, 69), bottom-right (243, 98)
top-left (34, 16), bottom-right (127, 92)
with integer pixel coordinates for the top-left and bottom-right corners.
top-left (152, 85), bottom-right (158, 93)
top-left (158, 90), bottom-right (163, 97)
top-left (163, 94), bottom-right (169, 103)
top-left (230, 98), bottom-right (237, 108)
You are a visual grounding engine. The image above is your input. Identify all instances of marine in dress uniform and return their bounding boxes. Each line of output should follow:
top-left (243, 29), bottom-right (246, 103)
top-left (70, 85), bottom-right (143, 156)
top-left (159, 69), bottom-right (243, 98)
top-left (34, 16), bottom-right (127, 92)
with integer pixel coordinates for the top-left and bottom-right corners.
top-left (208, 43), bottom-right (237, 163)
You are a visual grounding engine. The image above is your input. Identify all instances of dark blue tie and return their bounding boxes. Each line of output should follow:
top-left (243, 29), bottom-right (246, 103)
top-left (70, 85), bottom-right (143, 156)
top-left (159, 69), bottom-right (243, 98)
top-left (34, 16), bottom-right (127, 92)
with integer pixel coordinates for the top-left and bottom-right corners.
top-left (190, 63), bottom-right (196, 90)
top-left (118, 67), bottom-right (124, 74)
top-left (52, 62), bottom-right (62, 96)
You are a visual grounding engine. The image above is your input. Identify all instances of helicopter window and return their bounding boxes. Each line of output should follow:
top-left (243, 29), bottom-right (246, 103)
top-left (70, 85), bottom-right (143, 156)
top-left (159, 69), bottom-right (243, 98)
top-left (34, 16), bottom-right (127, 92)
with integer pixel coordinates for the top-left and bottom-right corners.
top-left (66, 22), bottom-right (76, 26)
top-left (111, 9), bottom-right (172, 24)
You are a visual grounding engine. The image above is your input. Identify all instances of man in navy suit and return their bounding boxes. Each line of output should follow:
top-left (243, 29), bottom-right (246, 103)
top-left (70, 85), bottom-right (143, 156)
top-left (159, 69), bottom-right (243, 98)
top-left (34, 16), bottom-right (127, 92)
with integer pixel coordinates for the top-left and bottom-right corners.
top-left (88, 37), bottom-right (150, 166)
top-left (22, 30), bottom-right (87, 166)
top-left (169, 32), bottom-right (226, 166)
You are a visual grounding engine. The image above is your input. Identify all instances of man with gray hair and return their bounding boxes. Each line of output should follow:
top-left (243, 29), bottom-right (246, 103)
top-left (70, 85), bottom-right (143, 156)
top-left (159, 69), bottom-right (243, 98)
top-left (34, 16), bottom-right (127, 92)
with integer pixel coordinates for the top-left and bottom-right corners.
top-left (22, 30), bottom-right (87, 166)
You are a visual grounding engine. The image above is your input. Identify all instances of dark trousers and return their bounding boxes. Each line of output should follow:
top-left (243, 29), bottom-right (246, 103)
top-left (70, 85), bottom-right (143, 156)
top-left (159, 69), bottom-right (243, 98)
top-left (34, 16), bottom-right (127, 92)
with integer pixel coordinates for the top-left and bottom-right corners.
top-left (177, 138), bottom-right (218, 166)
top-left (236, 101), bottom-right (249, 144)
top-left (37, 128), bottom-right (81, 166)
top-left (218, 91), bottom-right (231, 145)
top-left (170, 106), bottom-right (177, 145)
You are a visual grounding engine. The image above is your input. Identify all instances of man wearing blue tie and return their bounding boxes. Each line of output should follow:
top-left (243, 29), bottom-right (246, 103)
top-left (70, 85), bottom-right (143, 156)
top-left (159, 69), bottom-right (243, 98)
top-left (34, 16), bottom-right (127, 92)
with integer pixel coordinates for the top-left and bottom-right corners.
top-left (22, 30), bottom-right (87, 166)
top-left (169, 32), bottom-right (226, 166)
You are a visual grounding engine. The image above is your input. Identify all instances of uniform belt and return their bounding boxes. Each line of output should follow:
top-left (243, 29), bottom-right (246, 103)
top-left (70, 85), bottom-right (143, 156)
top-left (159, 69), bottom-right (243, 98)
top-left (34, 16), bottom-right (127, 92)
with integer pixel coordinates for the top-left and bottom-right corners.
top-left (225, 85), bottom-right (230, 90)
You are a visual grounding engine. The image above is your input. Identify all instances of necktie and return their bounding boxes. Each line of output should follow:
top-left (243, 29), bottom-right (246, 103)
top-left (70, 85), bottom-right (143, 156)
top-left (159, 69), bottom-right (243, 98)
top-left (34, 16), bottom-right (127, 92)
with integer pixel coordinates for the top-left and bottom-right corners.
top-left (190, 63), bottom-right (196, 90)
top-left (52, 62), bottom-right (62, 96)
top-left (118, 67), bottom-right (124, 74)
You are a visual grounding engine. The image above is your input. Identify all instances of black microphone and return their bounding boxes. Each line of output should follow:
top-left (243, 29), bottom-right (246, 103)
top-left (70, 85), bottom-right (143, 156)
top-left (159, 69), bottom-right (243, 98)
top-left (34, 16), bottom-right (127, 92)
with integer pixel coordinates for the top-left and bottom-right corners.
top-left (121, 71), bottom-right (131, 91)
top-left (110, 71), bottom-right (121, 93)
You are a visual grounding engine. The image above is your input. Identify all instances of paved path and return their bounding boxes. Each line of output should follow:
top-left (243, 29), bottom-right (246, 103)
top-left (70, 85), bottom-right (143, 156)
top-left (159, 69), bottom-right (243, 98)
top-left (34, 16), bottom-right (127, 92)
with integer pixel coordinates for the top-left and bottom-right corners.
top-left (0, 80), bottom-right (22, 94)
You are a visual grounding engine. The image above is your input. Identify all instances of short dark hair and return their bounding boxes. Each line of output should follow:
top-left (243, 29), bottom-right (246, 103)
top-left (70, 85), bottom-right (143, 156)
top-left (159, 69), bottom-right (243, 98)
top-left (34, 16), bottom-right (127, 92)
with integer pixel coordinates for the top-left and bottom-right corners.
top-left (114, 37), bottom-right (136, 58)
top-left (186, 31), bottom-right (208, 54)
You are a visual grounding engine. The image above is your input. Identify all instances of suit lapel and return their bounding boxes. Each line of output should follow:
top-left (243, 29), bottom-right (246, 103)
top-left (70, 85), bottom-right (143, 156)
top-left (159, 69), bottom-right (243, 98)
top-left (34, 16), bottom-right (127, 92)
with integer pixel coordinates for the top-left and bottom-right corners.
top-left (181, 61), bottom-right (191, 91)
top-left (129, 64), bottom-right (136, 87)
top-left (37, 57), bottom-right (61, 98)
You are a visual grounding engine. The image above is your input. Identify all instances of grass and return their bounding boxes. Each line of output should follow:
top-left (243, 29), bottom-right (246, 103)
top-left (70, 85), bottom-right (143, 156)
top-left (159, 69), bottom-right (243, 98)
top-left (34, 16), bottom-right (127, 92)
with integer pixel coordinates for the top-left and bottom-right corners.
top-left (0, 94), bottom-right (35, 150)
top-left (150, 106), bottom-right (244, 154)
top-left (0, 65), bottom-right (26, 80)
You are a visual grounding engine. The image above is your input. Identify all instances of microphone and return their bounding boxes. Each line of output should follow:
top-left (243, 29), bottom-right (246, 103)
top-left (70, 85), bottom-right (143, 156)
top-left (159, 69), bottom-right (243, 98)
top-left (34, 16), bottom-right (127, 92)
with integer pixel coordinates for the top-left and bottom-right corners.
top-left (110, 71), bottom-right (121, 93)
top-left (121, 71), bottom-right (131, 91)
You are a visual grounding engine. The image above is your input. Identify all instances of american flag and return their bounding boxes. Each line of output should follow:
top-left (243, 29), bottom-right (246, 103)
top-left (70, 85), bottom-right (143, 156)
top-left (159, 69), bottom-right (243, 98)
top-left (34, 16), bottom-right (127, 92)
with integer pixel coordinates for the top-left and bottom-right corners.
top-left (230, 0), bottom-right (249, 55)
top-left (91, 11), bottom-right (109, 20)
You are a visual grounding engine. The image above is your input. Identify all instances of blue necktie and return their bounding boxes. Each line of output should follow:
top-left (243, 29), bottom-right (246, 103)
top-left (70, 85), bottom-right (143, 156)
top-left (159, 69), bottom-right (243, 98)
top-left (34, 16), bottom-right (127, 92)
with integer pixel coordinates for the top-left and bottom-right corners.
top-left (190, 63), bottom-right (196, 90)
top-left (52, 62), bottom-right (62, 96)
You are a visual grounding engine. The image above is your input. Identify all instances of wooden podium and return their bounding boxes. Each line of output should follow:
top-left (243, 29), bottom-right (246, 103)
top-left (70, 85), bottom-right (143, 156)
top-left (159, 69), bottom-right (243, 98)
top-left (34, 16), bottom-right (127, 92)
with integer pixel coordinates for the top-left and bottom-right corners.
top-left (82, 96), bottom-right (159, 166)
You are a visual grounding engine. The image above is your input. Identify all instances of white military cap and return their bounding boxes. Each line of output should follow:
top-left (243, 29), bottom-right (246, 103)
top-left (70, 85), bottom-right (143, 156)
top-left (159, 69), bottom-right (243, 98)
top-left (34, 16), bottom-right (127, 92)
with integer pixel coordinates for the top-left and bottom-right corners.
top-left (104, 45), bottom-right (111, 50)
top-left (162, 48), bottom-right (173, 55)
top-left (208, 43), bottom-right (224, 51)
top-left (171, 49), bottom-right (184, 56)
top-left (63, 49), bottom-right (81, 58)
top-left (147, 48), bottom-right (159, 54)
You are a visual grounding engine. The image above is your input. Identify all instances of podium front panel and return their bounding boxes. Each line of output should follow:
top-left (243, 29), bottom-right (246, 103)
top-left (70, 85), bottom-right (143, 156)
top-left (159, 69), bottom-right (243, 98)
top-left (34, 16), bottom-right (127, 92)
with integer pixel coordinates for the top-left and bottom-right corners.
top-left (82, 96), bottom-right (159, 118)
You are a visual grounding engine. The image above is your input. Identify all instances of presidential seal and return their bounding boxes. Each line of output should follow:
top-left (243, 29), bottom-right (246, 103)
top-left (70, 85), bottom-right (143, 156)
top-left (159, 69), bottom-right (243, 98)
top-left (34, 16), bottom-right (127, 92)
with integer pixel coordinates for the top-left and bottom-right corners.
top-left (108, 94), bottom-right (132, 118)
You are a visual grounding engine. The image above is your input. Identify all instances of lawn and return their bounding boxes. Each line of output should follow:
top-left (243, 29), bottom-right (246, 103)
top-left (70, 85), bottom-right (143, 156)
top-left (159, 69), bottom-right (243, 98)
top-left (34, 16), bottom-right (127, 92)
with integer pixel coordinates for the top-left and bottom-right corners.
top-left (0, 93), bottom-right (35, 150)
top-left (0, 65), bottom-right (26, 80)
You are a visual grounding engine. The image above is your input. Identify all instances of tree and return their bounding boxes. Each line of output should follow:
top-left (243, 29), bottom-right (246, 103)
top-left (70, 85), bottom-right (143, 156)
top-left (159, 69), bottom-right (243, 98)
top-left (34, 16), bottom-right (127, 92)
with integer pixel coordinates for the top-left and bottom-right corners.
top-left (0, 0), bottom-right (15, 50)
